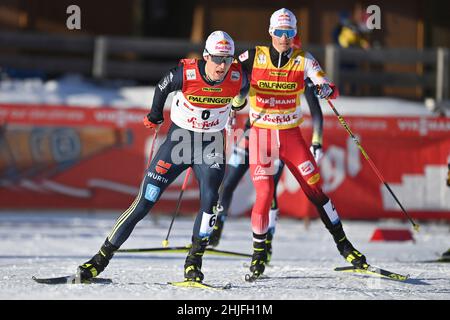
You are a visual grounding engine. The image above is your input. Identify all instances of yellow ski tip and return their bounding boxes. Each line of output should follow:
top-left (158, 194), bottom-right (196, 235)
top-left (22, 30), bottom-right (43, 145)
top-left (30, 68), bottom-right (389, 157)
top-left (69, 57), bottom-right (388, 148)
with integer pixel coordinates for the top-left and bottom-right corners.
top-left (162, 240), bottom-right (169, 247)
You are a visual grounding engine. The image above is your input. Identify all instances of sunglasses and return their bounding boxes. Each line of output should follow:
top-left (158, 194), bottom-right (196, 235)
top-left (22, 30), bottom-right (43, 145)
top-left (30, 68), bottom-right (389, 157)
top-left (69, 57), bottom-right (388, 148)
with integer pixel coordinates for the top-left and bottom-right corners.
top-left (209, 54), bottom-right (234, 65)
top-left (272, 28), bottom-right (296, 39)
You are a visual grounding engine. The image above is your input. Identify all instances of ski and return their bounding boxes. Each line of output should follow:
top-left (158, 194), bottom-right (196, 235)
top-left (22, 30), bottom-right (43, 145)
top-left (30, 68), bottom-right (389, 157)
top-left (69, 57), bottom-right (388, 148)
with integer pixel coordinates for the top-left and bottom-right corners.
top-left (157, 281), bottom-right (232, 290)
top-left (117, 245), bottom-right (251, 258)
top-left (32, 275), bottom-right (112, 285)
top-left (334, 265), bottom-right (409, 281)
top-left (117, 246), bottom-right (190, 254)
top-left (206, 248), bottom-right (251, 258)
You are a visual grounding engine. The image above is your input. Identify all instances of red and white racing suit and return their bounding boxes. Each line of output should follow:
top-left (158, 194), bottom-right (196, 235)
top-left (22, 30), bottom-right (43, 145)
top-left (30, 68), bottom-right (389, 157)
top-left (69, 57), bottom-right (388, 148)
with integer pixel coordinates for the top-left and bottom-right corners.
top-left (248, 46), bottom-right (339, 235)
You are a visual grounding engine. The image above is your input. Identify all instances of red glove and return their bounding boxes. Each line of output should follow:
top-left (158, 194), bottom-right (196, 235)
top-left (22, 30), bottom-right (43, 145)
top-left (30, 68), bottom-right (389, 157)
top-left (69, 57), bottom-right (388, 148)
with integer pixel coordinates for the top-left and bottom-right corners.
top-left (143, 116), bottom-right (158, 129)
top-left (315, 83), bottom-right (339, 100)
top-left (328, 83), bottom-right (339, 99)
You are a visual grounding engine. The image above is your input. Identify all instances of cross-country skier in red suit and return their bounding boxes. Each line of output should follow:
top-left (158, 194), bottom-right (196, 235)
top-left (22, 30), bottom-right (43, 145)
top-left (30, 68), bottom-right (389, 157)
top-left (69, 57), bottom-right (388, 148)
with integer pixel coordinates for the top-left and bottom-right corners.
top-left (241, 8), bottom-right (368, 279)
top-left (208, 33), bottom-right (324, 266)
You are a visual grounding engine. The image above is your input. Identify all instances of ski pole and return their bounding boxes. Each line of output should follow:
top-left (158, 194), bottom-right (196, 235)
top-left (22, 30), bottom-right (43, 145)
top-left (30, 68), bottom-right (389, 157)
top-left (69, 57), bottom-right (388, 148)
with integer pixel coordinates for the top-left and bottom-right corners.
top-left (146, 128), bottom-right (159, 168)
top-left (162, 167), bottom-right (192, 247)
top-left (326, 99), bottom-right (420, 232)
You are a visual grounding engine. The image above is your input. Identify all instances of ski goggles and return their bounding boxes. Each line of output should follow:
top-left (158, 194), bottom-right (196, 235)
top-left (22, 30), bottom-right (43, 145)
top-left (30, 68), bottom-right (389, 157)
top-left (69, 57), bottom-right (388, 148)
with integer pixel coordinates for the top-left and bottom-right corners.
top-left (209, 54), bottom-right (234, 65)
top-left (272, 28), bottom-right (297, 39)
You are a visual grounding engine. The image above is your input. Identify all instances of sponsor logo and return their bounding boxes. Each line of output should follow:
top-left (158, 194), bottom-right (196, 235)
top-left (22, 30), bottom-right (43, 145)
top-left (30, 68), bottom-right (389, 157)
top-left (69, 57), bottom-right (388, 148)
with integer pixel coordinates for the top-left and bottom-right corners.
top-left (294, 56), bottom-right (302, 65)
top-left (231, 71), bottom-right (240, 81)
top-left (187, 117), bottom-right (220, 130)
top-left (257, 53), bottom-right (266, 65)
top-left (255, 113), bottom-right (298, 124)
top-left (94, 109), bottom-right (141, 128)
top-left (158, 72), bottom-right (173, 91)
top-left (215, 40), bottom-right (232, 53)
top-left (210, 162), bottom-right (221, 170)
top-left (187, 95), bottom-right (232, 105)
top-left (253, 175), bottom-right (269, 181)
top-left (269, 71), bottom-right (288, 77)
top-left (397, 118), bottom-right (450, 136)
top-left (254, 165), bottom-right (266, 175)
top-left (202, 87), bottom-right (222, 92)
top-left (239, 51), bottom-right (249, 62)
top-left (206, 152), bottom-right (223, 159)
top-left (256, 96), bottom-right (297, 108)
top-left (144, 183), bottom-right (160, 202)
top-left (307, 173), bottom-right (321, 185)
top-left (257, 80), bottom-right (297, 91)
top-left (147, 172), bottom-right (169, 184)
top-left (186, 69), bottom-right (196, 80)
top-left (298, 160), bottom-right (315, 176)
top-left (155, 160), bottom-right (172, 174)
top-left (278, 13), bottom-right (291, 24)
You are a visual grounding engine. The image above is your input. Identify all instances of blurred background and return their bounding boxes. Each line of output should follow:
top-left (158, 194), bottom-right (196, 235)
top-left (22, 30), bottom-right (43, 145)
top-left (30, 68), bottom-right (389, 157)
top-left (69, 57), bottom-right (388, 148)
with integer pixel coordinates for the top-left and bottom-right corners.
top-left (1, 0), bottom-right (450, 101)
top-left (0, 0), bottom-right (449, 224)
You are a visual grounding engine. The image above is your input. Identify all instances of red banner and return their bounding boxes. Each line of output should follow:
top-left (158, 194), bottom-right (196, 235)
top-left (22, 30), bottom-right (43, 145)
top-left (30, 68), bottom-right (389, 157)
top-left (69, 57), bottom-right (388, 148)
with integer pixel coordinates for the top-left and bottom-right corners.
top-left (278, 115), bottom-right (450, 220)
top-left (0, 104), bottom-right (193, 213)
top-left (0, 103), bottom-right (449, 220)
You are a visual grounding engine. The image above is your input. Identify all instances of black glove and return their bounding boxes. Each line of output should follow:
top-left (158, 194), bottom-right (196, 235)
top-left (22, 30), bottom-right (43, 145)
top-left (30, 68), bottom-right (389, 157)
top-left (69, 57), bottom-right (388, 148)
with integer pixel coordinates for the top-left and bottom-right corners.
top-left (231, 95), bottom-right (247, 111)
top-left (146, 112), bottom-right (164, 125)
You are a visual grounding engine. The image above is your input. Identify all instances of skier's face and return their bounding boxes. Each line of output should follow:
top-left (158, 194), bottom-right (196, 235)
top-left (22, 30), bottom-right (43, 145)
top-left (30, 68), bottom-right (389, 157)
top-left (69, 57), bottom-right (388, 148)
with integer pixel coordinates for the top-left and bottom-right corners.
top-left (204, 54), bottom-right (233, 81)
top-left (271, 27), bottom-right (296, 53)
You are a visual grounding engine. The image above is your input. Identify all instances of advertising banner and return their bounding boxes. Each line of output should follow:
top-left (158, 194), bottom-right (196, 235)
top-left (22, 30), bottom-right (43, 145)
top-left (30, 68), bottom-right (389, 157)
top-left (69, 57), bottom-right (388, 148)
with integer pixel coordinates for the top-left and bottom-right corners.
top-left (1, 104), bottom-right (449, 220)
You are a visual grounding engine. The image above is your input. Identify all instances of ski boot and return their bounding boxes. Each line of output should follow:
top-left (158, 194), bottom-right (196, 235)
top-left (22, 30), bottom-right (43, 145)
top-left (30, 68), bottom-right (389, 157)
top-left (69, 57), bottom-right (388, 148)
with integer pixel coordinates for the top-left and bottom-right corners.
top-left (208, 213), bottom-right (226, 247)
top-left (78, 239), bottom-right (118, 281)
top-left (441, 248), bottom-right (450, 262)
top-left (184, 238), bottom-right (208, 282)
top-left (247, 241), bottom-right (267, 281)
top-left (337, 237), bottom-right (367, 269)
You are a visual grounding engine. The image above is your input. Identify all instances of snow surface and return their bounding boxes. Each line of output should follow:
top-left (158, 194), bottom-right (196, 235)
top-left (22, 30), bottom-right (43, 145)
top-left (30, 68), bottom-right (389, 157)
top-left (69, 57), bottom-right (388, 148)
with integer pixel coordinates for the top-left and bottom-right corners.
top-left (0, 211), bottom-right (448, 300)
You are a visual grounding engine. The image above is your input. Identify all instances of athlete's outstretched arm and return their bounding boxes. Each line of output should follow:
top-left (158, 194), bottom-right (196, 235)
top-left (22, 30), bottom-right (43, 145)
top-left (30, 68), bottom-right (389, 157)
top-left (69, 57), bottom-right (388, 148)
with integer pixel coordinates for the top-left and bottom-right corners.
top-left (147, 65), bottom-right (184, 124)
top-left (304, 52), bottom-right (339, 100)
